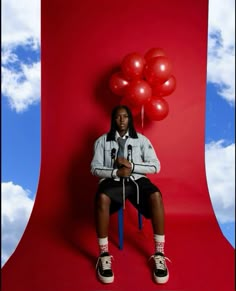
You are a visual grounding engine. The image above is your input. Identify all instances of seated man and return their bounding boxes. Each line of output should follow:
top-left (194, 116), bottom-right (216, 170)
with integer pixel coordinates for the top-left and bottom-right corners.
top-left (91, 105), bottom-right (170, 284)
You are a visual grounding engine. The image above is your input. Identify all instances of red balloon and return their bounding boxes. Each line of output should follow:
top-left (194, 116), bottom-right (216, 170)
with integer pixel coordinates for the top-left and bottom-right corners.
top-left (109, 71), bottom-right (129, 96)
top-left (144, 47), bottom-right (166, 62)
top-left (121, 52), bottom-right (145, 80)
top-left (152, 75), bottom-right (176, 97)
top-left (144, 56), bottom-right (172, 85)
top-left (120, 97), bottom-right (142, 117)
top-left (145, 97), bottom-right (169, 121)
top-left (125, 80), bottom-right (152, 106)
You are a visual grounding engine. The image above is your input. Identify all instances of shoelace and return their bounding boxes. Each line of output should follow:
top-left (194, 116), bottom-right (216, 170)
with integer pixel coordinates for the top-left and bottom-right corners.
top-left (149, 254), bottom-right (171, 270)
top-left (96, 255), bottom-right (114, 271)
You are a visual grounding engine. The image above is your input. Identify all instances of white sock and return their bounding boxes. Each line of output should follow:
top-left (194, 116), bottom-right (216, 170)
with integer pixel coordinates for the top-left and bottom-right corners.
top-left (154, 234), bottom-right (165, 254)
top-left (98, 237), bottom-right (109, 254)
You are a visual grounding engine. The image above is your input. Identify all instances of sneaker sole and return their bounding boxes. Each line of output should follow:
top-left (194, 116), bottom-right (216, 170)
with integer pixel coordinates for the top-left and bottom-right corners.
top-left (153, 272), bottom-right (169, 284)
top-left (98, 272), bottom-right (114, 284)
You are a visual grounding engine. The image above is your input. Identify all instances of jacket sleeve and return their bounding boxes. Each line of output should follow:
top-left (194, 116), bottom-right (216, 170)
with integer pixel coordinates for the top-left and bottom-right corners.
top-left (132, 135), bottom-right (161, 175)
top-left (91, 136), bottom-right (115, 178)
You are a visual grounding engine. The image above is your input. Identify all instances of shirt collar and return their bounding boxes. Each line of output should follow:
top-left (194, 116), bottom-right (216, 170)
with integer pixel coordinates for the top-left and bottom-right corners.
top-left (115, 130), bottom-right (129, 141)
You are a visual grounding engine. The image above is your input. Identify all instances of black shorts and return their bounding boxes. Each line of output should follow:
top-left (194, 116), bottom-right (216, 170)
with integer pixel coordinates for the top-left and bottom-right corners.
top-left (95, 177), bottom-right (161, 218)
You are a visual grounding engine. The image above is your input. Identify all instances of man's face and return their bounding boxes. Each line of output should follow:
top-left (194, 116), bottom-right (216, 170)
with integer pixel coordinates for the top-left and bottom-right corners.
top-left (115, 108), bottom-right (129, 135)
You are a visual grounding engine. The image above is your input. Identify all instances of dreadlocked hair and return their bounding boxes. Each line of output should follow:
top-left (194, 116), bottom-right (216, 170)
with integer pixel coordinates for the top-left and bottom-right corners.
top-left (106, 105), bottom-right (138, 141)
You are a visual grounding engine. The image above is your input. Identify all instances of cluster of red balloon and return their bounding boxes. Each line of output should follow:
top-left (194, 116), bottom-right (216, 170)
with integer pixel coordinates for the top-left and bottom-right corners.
top-left (109, 48), bottom-right (176, 121)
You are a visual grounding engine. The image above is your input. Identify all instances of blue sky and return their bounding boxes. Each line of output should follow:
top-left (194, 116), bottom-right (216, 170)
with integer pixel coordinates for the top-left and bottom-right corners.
top-left (1, 0), bottom-right (235, 267)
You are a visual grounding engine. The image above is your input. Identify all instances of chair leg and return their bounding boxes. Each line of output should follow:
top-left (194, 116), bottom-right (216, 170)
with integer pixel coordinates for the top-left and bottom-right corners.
top-left (118, 208), bottom-right (124, 250)
top-left (118, 209), bottom-right (142, 250)
top-left (138, 211), bottom-right (142, 230)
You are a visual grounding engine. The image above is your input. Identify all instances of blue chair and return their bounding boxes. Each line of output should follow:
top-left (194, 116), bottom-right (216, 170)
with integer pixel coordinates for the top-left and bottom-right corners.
top-left (118, 208), bottom-right (142, 249)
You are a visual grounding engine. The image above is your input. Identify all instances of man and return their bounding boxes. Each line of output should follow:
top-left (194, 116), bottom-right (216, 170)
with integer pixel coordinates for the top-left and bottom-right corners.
top-left (91, 105), bottom-right (169, 284)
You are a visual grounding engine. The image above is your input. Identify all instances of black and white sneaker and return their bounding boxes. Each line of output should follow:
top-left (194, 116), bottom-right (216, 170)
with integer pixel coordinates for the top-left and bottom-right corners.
top-left (150, 252), bottom-right (170, 284)
top-left (96, 252), bottom-right (114, 284)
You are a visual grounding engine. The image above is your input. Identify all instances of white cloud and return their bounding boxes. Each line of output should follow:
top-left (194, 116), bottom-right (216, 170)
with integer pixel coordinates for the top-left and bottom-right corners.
top-left (2, 0), bottom-right (40, 48)
top-left (1, 48), bottom-right (18, 65)
top-left (205, 141), bottom-right (235, 223)
top-left (2, 62), bottom-right (41, 112)
top-left (1, 0), bottom-right (41, 112)
top-left (1, 182), bottom-right (34, 267)
top-left (207, 0), bottom-right (235, 105)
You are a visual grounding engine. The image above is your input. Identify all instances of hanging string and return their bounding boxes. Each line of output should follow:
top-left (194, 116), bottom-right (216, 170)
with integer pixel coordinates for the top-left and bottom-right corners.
top-left (141, 105), bottom-right (145, 135)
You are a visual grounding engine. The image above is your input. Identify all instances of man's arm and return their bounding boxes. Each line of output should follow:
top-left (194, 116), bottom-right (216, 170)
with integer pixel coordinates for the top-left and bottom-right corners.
top-left (91, 136), bottom-right (116, 178)
top-left (115, 157), bottom-right (132, 178)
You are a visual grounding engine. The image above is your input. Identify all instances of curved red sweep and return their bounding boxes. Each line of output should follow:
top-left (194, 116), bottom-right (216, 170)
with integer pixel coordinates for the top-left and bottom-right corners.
top-left (2, 0), bottom-right (234, 290)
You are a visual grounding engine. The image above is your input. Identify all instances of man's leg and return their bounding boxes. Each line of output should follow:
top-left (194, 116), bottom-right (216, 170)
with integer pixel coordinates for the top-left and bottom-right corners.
top-left (95, 193), bottom-right (111, 239)
top-left (149, 191), bottom-right (169, 284)
top-left (95, 193), bottom-right (114, 284)
top-left (149, 191), bottom-right (165, 235)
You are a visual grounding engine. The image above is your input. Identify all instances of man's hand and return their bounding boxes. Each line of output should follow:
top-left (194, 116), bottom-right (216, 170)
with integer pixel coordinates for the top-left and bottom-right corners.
top-left (115, 157), bottom-right (132, 169)
top-left (117, 167), bottom-right (132, 178)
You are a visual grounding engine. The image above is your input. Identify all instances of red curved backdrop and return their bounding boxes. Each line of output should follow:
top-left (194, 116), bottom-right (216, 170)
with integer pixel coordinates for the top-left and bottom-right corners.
top-left (2, 0), bottom-right (234, 290)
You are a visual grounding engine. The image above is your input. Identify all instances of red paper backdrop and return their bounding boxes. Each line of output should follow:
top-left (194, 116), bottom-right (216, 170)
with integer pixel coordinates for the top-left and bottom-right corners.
top-left (2, 0), bottom-right (234, 290)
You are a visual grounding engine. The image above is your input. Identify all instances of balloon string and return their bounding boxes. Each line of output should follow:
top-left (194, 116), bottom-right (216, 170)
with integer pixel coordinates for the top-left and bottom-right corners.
top-left (141, 105), bottom-right (144, 134)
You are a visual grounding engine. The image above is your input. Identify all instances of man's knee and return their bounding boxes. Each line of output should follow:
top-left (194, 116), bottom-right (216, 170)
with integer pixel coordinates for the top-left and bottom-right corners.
top-left (149, 191), bottom-right (162, 204)
top-left (96, 193), bottom-right (111, 207)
